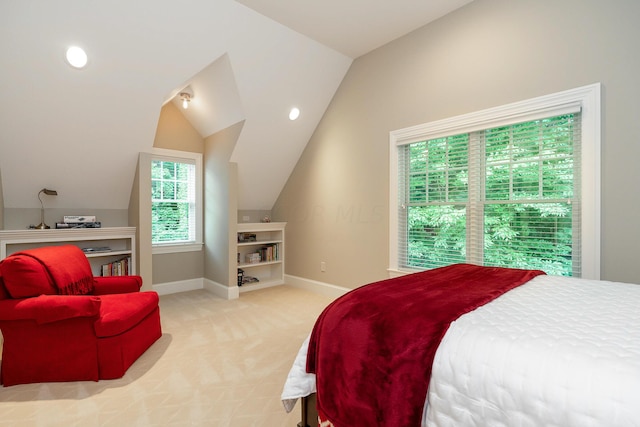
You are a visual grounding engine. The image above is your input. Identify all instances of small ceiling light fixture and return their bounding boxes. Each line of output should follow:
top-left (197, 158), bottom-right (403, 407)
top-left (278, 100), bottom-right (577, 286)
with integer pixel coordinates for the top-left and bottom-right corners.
top-left (289, 107), bottom-right (300, 121)
top-left (180, 92), bottom-right (191, 109)
top-left (179, 86), bottom-right (194, 109)
top-left (35, 188), bottom-right (58, 230)
top-left (65, 46), bottom-right (88, 69)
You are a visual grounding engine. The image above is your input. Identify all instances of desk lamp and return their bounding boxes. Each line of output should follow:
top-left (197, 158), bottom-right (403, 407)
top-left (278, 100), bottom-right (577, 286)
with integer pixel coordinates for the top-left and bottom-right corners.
top-left (35, 188), bottom-right (58, 229)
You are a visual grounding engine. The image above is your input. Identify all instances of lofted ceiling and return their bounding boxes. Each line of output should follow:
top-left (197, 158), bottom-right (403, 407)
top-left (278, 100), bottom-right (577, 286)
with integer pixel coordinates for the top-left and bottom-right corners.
top-left (0, 0), bottom-right (473, 213)
top-left (236, 0), bottom-right (475, 58)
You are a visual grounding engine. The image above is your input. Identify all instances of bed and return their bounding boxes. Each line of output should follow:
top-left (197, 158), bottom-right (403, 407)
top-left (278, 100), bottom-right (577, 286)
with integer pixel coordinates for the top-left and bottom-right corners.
top-left (282, 264), bottom-right (640, 427)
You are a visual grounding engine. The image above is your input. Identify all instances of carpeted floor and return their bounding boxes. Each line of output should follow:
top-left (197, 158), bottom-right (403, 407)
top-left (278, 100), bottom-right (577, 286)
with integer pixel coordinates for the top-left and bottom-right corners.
top-left (0, 286), bottom-right (334, 427)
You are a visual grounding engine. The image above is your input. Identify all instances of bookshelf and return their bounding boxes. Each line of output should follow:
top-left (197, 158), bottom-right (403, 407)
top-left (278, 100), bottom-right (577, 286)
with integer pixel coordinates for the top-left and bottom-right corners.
top-left (0, 227), bottom-right (136, 276)
top-left (236, 222), bottom-right (285, 293)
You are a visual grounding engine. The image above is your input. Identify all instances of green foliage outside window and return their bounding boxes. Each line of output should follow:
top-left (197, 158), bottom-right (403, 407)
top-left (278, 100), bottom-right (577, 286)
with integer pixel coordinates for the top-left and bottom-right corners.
top-left (152, 160), bottom-right (193, 244)
top-left (404, 115), bottom-right (577, 276)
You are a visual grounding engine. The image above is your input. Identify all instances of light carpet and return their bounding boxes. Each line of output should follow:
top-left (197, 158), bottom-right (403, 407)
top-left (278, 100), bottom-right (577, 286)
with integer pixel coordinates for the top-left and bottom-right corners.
top-left (0, 286), bottom-right (334, 427)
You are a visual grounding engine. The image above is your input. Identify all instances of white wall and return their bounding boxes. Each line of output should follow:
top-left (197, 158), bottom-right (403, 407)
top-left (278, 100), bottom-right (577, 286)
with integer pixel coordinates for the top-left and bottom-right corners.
top-left (273, 0), bottom-right (640, 287)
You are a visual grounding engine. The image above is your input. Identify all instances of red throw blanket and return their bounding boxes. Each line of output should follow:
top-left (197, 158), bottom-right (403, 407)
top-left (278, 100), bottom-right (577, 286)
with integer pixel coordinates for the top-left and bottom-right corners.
top-left (306, 263), bottom-right (545, 427)
top-left (11, 245), bottom-right (95, 295)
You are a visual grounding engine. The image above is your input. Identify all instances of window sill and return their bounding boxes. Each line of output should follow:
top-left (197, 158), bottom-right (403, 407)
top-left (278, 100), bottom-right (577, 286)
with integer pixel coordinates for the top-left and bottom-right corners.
top-left (152, 242), bottom-right (203, 255)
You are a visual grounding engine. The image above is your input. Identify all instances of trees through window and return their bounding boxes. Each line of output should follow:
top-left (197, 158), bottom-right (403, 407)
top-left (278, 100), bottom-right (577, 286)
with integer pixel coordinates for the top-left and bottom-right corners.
top-left (152, 159), bottom-right (195, 244)
top-left (390, 84), bottom-right (600, 279)
top-left (150, 149), bottom-right (202, 252)
top-left (401, 114), bottom-right (579, 276)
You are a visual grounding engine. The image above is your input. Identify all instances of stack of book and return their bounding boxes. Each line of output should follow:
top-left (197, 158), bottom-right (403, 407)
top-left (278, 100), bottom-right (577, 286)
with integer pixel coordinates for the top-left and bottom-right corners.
top-left (101, 256), bottom-right (131, 276)
top-left (56, 216), bottom-right (101, 229)
top-left (245, 253), bottom-right (261, 264)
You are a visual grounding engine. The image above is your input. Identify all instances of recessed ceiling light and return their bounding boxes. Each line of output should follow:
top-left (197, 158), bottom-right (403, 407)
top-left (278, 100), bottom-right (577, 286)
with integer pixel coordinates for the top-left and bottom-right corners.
top-left (289, 107), bottom-right (300, 121)
top-left (66, 46), bottom-right (88, 69)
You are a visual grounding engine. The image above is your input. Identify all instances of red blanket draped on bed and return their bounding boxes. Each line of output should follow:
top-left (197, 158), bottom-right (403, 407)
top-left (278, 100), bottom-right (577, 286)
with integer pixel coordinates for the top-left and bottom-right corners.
top-left (306, 263), bottom-right (545, 427)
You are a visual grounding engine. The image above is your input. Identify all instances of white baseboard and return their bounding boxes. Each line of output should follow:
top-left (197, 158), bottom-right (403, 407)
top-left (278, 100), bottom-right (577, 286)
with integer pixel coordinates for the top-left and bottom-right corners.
top-left (154, 276), bottom-right (341, 300)
top-left (153, 277), bottom-right (239, 300)
top-left (204, 278), bottom-right (239, 300)
top-left (284, 274), bottom-right (350, 299)
top-left (153, 278), bottom-right (204, 296)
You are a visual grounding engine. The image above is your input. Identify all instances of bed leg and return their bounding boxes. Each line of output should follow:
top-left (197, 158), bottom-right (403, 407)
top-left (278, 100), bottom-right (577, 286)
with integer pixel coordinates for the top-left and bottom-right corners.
top-left (298, 393), bottom-right (318, 427)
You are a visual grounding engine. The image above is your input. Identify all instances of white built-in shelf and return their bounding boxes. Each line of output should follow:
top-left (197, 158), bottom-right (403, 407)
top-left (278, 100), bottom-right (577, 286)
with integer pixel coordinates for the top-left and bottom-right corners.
top-left (236, 222), bottom-right (286, 293)
top-left (0, 227), bottom-right (136, 276)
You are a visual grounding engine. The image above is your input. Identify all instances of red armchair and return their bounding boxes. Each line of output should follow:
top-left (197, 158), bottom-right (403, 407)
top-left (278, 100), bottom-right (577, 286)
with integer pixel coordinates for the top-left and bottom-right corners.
top-left (0, 245), bottom-right (162, 386)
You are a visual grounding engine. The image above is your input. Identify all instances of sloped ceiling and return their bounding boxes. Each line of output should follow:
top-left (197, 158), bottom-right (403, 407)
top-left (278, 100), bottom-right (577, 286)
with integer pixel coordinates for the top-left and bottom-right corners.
top-left (0, 0), bottom-right (472, 213)
top-left (236, 0), bottom-right (475, 58)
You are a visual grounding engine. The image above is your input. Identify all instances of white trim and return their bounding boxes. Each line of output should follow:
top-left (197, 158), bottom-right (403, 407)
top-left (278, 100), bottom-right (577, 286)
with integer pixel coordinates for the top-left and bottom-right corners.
top-left (389, 83), bottom-right (601, 279)
top-left (237, 222), bottom-right (288, 232)
top-left (238, 280), bottom-right (284, 293)
top-left (285, 274), bottom-right (350, 299)
top-left (151, 147), bottom-right (202, 162)
top-left (152, 275), bottom-right (350, 300)
top-left (153, 277), bottom-right (240, 300)
top-left (387, 268), bottom-right (412, 279)
top-left (204, 278), bottom-right (239, 300)
top-left (150, 148), bottom-right (203, 253)
top-left (153, 278), bottom-right (204, 296)
top-left (152, 242), bottom-right (203, 255)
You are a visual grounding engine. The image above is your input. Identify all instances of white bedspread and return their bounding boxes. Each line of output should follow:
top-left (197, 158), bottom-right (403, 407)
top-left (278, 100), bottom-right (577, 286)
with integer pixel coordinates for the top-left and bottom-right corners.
top-left (283, 275), bottom-right (640, 426)
top-left (281, 334), bottom-right (315, 413)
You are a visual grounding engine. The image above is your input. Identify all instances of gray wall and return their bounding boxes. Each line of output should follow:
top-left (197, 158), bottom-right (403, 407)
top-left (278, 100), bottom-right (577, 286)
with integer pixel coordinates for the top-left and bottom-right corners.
top-left (3, 208), bottom-right (129, 230)
top-left (150, 102), bottom-right (205, 286)
top-left (204, 121), bottom-right (242, 287)
top-left (0, 170), bottom-right (4, 229)
top-left (153, 251), bottom-right (204, 283)
top-left (273, 0), bottom-right (640, 287)
top-left (238, 210), bottom-right (272, 224)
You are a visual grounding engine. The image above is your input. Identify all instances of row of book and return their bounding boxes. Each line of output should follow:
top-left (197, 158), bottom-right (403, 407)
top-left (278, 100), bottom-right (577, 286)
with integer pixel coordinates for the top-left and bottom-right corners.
top-left (242, 244), bottom-right (280, 264)
top-left (258, 244), bottom-right (279, 262)
top-left (101, 256), bottom-right (131, 276)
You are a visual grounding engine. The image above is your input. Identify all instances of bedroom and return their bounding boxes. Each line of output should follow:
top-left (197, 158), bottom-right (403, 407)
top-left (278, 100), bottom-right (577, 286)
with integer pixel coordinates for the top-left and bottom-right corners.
top-left (1, 0), bottom-right (640, 425)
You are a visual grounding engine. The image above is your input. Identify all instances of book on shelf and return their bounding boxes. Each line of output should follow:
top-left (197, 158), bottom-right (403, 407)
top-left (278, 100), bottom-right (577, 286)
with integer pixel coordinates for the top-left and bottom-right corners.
top-left (56, 221), bottom-right (102, 229)
top-left (245, 253), bottom-right (261, 264)
top-left (259, 243), bottom-right (278, 262)
top-left (238, 233), bottom-right (257, 242)
top-left (243, 243), bottom-right (279, 265)
top-left (63, 215), bottom-right (96, 223)
top-left (101, 256), bottom-right (131, 276)
top-left (82, 246), bottom-right (112, 254)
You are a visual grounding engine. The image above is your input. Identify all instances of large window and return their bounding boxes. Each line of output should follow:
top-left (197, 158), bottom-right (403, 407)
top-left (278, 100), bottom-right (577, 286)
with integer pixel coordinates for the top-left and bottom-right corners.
top-left (151, 149), bottom-right (202, 253)
top-left (389, 84), bottom-right (600, 279)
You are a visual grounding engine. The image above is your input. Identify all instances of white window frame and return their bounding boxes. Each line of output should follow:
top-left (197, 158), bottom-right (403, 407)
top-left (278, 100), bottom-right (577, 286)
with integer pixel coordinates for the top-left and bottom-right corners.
top-left (389, 83), bottom-right (601, 279)
top-left (151, 148), bottom-right (203, 254)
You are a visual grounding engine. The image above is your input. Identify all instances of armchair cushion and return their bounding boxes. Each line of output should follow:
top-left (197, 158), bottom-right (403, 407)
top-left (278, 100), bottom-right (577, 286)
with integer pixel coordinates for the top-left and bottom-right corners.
top-left (0, 294), bottom-right (101, 324)
top-left (0, 255), bottom-right (57, 298)
top-left (3, 245), bottom-right (94, 296)
top-left (94, 292), bottom-right (159, 337)
top-left (93, 275), bottom-right (143, 295)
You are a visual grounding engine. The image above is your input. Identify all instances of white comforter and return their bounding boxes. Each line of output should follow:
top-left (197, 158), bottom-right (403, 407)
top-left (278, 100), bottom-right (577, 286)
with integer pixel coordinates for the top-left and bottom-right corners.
top-left (283, 275), bottom-right (640, 426)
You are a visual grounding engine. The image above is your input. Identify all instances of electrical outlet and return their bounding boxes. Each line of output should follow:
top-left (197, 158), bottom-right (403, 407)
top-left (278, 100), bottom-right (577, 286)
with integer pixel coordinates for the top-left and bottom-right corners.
top-left (242, 216), bottom-right (250, 222)
top-left (320, 261), bottom-right (326, 272)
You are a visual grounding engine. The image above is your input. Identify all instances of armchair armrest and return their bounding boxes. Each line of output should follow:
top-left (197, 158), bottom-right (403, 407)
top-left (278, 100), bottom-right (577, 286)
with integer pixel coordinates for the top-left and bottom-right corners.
top-left (0, 295), bottom-right (101, 324)
top-left (93, 275), bottom-right (143, 295)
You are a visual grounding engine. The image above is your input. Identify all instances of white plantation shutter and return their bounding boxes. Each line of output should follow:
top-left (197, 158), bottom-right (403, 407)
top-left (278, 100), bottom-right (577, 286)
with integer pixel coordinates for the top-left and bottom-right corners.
top-left (397, 108), bottom-right (582, 276)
